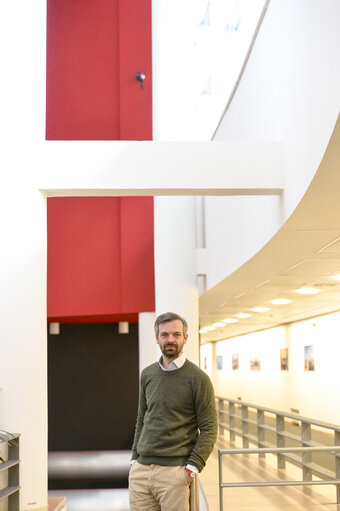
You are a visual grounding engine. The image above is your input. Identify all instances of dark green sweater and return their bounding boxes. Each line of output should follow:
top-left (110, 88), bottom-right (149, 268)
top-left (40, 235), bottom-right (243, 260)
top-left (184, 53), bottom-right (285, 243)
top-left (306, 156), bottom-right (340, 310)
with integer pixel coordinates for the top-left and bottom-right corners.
top-left (131, 359), bottom-right (217, 472)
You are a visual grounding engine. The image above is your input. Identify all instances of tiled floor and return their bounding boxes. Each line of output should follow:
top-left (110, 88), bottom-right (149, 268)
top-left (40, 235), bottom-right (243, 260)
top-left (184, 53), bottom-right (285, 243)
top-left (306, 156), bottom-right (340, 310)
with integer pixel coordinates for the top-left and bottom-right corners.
top-left (199, 434), bottom-right (340, 511)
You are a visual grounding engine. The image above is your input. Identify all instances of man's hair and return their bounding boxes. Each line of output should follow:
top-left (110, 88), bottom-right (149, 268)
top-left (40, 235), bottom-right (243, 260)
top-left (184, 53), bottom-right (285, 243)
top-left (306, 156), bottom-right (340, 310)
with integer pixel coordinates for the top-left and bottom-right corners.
top-left (154, 312), bottom-right (188, 337)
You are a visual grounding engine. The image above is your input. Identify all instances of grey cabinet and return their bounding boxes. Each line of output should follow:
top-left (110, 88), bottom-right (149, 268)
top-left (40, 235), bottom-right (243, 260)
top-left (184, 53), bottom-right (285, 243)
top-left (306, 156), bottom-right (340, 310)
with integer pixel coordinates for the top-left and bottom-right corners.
top-left (0, 435), bottom-right (19, 511)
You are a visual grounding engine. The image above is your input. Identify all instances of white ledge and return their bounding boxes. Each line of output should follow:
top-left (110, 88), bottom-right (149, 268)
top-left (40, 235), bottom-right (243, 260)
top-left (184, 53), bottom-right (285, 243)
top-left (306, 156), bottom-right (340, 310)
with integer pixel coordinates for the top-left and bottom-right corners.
top-left (39, 141), bottom-right (284, 196)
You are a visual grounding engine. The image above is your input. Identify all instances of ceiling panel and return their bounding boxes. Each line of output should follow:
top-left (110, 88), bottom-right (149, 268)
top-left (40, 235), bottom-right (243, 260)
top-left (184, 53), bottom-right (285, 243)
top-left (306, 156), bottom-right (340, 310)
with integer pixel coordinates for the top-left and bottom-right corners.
top-left (282, 259), bottom-right (340, 276)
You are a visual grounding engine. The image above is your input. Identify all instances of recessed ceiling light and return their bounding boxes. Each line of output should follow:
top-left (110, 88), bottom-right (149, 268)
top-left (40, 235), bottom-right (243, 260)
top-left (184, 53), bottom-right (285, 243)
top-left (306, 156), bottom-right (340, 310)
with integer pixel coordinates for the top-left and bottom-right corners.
top-left (212, 322), bottom-right (225, 327)
top-left (223, 318), bottom-right (238, 324)
top-left (199, 328), bottom-right (208, 334)
top-left (235, 313), bottom-right (252, 319)
top-left (251, 307), bottom-right (270, 312)
top-left (331, 274), bottom-right (340, 281)
top-left (270, 298), bottom-right (293, 305)
top-left (205, 326), bottom-right (216, 331)
top-left (295, 287), bottom-right (321, 295)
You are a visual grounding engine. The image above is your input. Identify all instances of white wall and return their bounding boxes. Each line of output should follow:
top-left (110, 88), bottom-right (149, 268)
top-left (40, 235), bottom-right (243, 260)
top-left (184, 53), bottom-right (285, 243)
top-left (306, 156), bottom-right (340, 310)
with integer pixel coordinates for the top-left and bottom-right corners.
top-left (204, 195), bottom-right (281, 289)
top-left (138, 312), bottom-right (157, 372)
top-left (0, 0), bottom-right (48, 509)
top-left (204, 310), bottom-right (340, 425)
top-left (0, 187), bottom-right (48, 510)
top-left (200, 342), bottom-right (215, 382)
top-left (206, 0), bottom-right (340, 290)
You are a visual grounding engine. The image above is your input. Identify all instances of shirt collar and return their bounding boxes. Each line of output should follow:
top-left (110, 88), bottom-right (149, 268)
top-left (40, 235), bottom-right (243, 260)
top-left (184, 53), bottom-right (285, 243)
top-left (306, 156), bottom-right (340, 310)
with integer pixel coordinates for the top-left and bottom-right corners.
top-left (158, 351), bottom-right (186, 371)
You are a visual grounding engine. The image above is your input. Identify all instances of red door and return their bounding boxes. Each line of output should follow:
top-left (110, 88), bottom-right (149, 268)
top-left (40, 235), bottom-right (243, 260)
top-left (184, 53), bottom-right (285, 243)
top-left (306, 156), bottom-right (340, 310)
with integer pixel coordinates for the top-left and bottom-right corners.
top-left (46, 0), bottom-right (152, 140)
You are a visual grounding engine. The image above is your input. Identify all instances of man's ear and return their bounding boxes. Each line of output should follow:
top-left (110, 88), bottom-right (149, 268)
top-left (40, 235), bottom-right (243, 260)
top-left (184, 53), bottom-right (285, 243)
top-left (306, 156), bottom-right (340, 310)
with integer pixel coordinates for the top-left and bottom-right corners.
top-left (183, 335), bottom-right (188, 345)
top-left (156, 336), bottom-right (159, 345)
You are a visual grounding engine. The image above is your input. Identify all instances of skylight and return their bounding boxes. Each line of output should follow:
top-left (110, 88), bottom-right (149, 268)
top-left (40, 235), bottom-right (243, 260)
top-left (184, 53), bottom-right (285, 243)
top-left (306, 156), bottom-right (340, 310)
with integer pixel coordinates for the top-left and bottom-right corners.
top-left (153, 0), bottom-right (267, 140)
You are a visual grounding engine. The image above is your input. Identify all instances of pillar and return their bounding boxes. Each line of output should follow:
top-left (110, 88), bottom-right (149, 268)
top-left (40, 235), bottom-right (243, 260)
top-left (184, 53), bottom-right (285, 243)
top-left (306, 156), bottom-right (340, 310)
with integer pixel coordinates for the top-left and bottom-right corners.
top-left (0, 189), bottom-right (48, 510)
top-left (154, 197), bottom-right (200, 366)
top-left (138, 312), bottom-right (157, 373)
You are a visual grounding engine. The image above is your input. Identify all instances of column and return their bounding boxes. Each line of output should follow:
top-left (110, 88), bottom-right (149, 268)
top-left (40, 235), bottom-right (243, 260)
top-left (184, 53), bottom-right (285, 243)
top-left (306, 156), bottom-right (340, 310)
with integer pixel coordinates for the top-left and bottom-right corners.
top-left (154, 197), bottom-right (199, 366)
top-left (0, 189), bottom-right (48, 510)
top-left (138, 312), bottom-right (157, 373)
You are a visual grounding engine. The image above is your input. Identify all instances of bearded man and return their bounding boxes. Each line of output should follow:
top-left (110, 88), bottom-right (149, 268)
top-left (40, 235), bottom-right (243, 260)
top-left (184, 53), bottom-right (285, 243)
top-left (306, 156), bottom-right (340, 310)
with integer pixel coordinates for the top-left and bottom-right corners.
top-left (129, 312), bottom-right (217, 511)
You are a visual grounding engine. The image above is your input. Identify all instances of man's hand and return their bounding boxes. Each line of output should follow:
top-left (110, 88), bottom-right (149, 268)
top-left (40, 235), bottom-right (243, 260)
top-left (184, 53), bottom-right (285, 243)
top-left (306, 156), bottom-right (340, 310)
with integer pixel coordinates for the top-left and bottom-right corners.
top-left (184, 469), bottom-right (193, 484)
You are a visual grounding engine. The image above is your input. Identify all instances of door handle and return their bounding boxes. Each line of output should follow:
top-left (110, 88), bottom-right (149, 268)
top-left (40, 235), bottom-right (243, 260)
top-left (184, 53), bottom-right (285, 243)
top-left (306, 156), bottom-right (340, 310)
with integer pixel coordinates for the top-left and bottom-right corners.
top-left (136, 72), bottom-right (145, 89)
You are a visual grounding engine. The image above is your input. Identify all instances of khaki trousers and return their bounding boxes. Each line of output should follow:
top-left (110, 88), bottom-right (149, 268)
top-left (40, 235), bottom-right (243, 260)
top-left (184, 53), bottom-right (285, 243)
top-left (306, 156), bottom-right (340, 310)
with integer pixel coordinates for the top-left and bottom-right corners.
top-left (129, 461), bottom-right (191, 511)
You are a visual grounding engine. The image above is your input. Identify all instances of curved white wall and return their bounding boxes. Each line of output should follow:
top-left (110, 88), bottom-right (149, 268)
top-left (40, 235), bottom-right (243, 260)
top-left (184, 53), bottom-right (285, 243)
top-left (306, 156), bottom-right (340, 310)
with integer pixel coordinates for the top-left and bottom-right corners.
top-left (206, 0), bottom-right (340, 290)
top-left (204, 194), bottom-right (281, 290)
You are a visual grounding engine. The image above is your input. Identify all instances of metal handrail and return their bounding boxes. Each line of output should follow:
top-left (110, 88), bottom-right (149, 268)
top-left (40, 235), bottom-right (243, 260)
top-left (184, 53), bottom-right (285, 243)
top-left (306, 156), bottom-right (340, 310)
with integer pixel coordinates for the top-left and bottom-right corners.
top-left (190, 475), bottom-right (200, 511)
top-left (216, 397), bottom-right (340, 476)
top-left (216, 397), bottom-right (340, 509)
top-left (216, 396), bottom-right (340, 433)
top-left (219, 446), bottom-right (340, 511)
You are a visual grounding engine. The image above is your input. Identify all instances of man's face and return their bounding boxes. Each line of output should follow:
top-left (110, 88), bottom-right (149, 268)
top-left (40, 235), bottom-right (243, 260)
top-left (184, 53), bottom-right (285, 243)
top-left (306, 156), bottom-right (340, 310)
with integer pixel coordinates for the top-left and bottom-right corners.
top-left (156, 319), bottom-right (188, 359)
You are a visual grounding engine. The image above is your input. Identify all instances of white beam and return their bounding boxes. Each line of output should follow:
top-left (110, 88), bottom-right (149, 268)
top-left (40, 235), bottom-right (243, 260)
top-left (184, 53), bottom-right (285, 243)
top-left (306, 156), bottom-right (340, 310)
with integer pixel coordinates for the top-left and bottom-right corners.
top-left (39, 140), bottom-right (284, 196)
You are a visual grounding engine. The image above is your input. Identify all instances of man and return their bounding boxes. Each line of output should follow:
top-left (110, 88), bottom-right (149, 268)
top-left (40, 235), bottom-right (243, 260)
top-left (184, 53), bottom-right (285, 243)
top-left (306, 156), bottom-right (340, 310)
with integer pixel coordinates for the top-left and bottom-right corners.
top-left (129, 312), bottom-right (217, 511)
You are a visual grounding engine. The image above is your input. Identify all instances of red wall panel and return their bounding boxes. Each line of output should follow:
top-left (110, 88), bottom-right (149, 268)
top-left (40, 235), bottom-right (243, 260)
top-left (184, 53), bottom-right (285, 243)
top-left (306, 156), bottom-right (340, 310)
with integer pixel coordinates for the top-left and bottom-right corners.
top-left (46, 0), bottom-right (152, 140)
top-left (120, 197), bottom-right (155, 312)
top-left (118, 0), bottom-right (153, 140)
top-left (47, 197), bottom-right (155, 322)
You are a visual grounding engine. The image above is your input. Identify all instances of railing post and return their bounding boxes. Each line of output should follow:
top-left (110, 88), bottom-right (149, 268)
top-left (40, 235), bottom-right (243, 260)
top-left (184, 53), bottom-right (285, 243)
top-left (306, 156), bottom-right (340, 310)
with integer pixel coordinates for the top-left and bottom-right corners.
top-left (257, 409), bottom-right (265, 458)
top-left (190, 473), bottom-right (200, 511)
top-left (218, 398), bottom-right (225, 437)
top-left (218, 450), bottom-right (224, 511)
top-left (301, 421), bottom-right (312, 481)
top-left (276, 414), bottom-right (285, 469)
top-left (335, 430), bottom-right (340, 504)
top-left (229, 402), bottom-right (235, 442)
top-left (242, 405), bottom-right (249, 448)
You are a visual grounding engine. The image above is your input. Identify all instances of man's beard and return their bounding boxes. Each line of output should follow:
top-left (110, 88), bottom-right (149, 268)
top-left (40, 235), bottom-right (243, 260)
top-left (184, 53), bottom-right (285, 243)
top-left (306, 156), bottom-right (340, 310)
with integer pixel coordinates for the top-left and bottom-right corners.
top-left (161, 343), bottom-right (181, 357)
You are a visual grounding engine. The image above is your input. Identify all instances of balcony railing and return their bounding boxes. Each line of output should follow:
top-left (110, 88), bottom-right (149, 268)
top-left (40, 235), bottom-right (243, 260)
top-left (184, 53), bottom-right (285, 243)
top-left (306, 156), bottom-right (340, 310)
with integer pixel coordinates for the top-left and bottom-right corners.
top-left (216, 397), bottom-right (340, 508)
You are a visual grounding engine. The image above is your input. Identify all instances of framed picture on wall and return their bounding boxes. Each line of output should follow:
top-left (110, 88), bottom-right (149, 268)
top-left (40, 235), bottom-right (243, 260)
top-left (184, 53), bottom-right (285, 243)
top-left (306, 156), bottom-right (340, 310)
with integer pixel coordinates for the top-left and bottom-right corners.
top-left (304, 345), bottom-right (315, 371)
top-left (217, 355), bottom-right (223, 370)
top-left (232, 353), bottom-right (239, 370)
top-left (250, 353), bottom-right (261, 371)
top-left (280, 347), bottom-right (289, 371)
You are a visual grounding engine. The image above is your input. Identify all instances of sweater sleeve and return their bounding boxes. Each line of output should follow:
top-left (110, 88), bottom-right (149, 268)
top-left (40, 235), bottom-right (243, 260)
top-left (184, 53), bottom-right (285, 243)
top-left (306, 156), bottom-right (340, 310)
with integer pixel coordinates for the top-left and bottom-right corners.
top-left (131, 371), bottom-right (147, 461)
top-left (186, 372), bottom-right (217, 472)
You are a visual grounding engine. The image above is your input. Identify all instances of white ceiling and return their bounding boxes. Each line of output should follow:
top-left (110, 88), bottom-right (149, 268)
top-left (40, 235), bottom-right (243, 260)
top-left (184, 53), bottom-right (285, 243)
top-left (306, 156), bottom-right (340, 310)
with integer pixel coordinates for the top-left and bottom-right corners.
top-left (199, 116), bottom-right (340, 343)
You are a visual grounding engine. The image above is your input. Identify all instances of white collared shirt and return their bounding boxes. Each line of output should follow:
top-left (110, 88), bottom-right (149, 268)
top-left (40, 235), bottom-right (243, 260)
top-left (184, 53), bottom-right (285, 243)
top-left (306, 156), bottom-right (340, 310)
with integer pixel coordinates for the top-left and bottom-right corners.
top-left (158, 351), bottom-right (186, 371)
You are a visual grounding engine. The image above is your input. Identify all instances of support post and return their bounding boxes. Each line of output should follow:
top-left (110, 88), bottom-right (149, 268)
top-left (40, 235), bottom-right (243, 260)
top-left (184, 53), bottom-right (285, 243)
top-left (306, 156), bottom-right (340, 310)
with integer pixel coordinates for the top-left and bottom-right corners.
top-left (276, 415), bottom-right (285, 469)
top-left (335, 431), bottom-right (340, 504)
top-left (301, 422), bottom-right (312, 481)
top-left (242, 405), bottom-right (249, 448)
top-left (229, 402), bottom-right (235, 442)
top-left (218, 398), bottom-right (225, 437)
top-left (257, 410), bottom-right (265, 459)
top-left (218, 450), bottom-right (223, 511)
